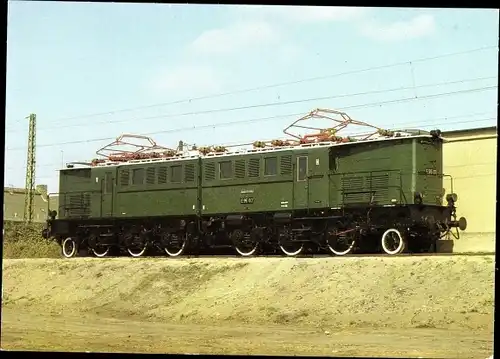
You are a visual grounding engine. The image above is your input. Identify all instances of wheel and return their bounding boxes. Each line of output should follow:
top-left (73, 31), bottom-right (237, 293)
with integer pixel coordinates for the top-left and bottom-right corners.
top-left (278, 226), bottom-right (304, 257)
top-left (92, 245), bottom-right (111, 257)
top-left (61, 237), bottom-right (78, 258)
top-left (279, 242), bottom-right (304, 256)
top-left (232, 229), bottom-right (259, 257)
top-left (381, 228), bottom-right (406, 255)
top-left (127, 244), bottom-right (147, 257)
top-left (163, 233), bottom-right (187, 257)
top-left (127, 234), bottom-right (148, 257)
top-left (326, 228), bottom-right (356, 256)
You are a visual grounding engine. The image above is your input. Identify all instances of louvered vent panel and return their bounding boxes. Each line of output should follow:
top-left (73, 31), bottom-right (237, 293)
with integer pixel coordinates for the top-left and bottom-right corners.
top-left (342, 177), bottom-right (363, 191)
top-left (235, 160), bottom-right (246, 178)
top-left (185, 164), bottom-right (195, 182)
top-left (120, 169), bottom-right (130, 186)
top-left (366, 174), bottom-right (389, 189)
top-left (204, 163), bottom-right (216, 181)
top-left (65, 193), bottom-right (91, 218)
top-left (158, 167), bottom-right (168, 184)
top-left (146, 167), bottom-right (156, 185)
top-left (280, 155), bottom-right (292, 175)
top-left (366, 174), bottom-right (390, 203)
top-left (341, 176), bottom-right (370, 204)
top-left (248, 158), bottom-right (260, 177)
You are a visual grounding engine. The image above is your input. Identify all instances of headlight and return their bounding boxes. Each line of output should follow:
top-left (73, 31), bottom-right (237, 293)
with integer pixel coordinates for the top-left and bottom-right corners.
top-left (446, 193), bottom-right (458, 203)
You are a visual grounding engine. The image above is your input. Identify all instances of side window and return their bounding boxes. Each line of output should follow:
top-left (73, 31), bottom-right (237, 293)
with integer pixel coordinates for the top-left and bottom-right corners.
top-left (170, 165), bottom-right (182, 183)
top-left (104, 172), bottom-right (113, 194)
top-left (264, 157), bottom-right (278, 176)
top-left (219, 161), bottom-right (233, 179)
top-left (132, 168), bottom-right (144, 185)
top-left (297, 156), bottom-right (308, 181)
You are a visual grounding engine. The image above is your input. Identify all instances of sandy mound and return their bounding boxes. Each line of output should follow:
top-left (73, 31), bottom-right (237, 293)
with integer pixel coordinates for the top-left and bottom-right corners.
top-left (2, 255), bottom-right (494, 330)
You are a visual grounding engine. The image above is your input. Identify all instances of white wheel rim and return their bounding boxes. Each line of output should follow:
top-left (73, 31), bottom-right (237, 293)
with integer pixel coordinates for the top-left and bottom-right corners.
top-left (92, 246), bottom-right (110, 257)
top-left (62, 238), bottom-right (77, 258)
top-left (381, 228), bottom-right (404, 255)
top-left (165, 237), bottom-right (186, 257)
top-left (328, 239), bottom-right (355, 256)
top-left (279, 244), bottom-right (303, 256)
top-left (235, 243), bottom-right (258, 257)
top-left (127, 245), bottom-right (147, 257)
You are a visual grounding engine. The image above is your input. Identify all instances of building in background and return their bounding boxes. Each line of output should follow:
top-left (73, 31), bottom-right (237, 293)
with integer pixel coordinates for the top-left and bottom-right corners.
top-left (442, 126), bottom-right (497, 253)
top-left (3, 185), bottom-right (59, 223)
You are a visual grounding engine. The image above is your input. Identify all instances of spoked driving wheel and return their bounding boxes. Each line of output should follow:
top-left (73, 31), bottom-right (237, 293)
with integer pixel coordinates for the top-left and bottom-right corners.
top-left (278, 227), bottom-right (303, 257)
top-left (127, 234), bottom-right (148, 257)
top-left (381, 228), bottom-right (406, 255)
top-left (326, 227), bottom-right (357, 256)
top-left (163, 232), bottom-right (187, 257)
top-left (61, 237), bottom-right (78, 258)
top-left (92, 245), bottom-right (111, 257)
top-left (88, 233), bottom-right (111, 257)
top-left (232, 229), bottom-right (259, 257)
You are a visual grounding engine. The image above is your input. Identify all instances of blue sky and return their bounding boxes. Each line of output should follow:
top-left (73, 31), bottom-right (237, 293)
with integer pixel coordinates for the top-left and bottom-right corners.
top-left (4, 3), bottom-right (499, 192)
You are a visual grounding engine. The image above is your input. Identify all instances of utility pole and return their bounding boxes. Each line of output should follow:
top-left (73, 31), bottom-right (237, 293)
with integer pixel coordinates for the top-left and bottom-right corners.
top-left (24, 113), bottom-right (36, 224)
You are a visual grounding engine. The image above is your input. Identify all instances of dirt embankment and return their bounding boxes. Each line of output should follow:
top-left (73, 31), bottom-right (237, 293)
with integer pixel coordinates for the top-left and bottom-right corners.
top-left (2, 255), bottom-right (494, 331)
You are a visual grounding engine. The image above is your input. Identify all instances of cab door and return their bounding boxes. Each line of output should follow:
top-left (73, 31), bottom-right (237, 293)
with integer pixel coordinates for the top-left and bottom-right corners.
top-left (101, 170), bottom-right (115, 217)
top-left (293, 154), bottom-right (309, 209)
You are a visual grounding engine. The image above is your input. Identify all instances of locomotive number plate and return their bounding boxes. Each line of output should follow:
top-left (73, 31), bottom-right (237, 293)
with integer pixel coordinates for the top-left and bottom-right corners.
top-left (240, 197), bottom-right (254, 204)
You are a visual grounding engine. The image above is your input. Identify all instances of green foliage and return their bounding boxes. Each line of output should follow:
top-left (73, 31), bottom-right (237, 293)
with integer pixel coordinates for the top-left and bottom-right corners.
top-left (2, 220), bottom-right (60, 259)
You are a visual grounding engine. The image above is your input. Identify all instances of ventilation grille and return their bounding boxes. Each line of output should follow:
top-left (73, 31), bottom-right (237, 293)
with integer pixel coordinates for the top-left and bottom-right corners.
top-left (119, 169), bottom-right (130, 186)
top-left (366, 174), bottom-right (389, 189)
top-left (342, 177), bottom-right (364, 191)
top-left (185, 164), bottom-right (195, 182)
top-left (65, 193), bottom-right (91, 218)
top-left (248, 158), bottom-right (260, 177)
top-left (342, 174), bottom-right (391, 204)
top-left (146, 167), bottom-right (156, 185)
top-left (235, 160), bottom-right (246, 179)
top-left (280, 155), bottom-right (292, 175)
top-left (204, 163), bottom-right (216, 181)
top-left (158, 167), bottom-right (167, 184)
top-left (342, 176), bottom-right (369, 204)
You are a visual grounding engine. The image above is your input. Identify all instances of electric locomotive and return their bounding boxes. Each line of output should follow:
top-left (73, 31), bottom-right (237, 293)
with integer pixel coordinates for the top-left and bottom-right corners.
top-left (42, 109), bottom-right (467, 258)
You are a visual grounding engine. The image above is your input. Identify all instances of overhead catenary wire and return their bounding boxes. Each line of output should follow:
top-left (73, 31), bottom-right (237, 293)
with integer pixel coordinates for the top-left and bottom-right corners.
top-left (6, 75), bottom-right (497, 134)
top-left (4, 45), bottom-right (497, 132)
top-left (4, 83), bottom-right (497, 152)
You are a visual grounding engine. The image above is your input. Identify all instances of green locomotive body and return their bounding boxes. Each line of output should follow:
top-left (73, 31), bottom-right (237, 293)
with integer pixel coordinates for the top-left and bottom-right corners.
top-left (45, 128), bottom-right (466, 258)
top-left (58, 136), bottom-right (443, 218)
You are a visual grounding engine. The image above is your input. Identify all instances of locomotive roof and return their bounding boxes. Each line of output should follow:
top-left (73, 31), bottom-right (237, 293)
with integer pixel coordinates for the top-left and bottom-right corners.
top-left (64, 132), bottom-right (441, 170)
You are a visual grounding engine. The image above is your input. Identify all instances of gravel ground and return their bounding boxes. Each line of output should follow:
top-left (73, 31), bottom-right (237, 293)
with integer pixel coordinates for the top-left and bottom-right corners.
top-left (1, 255), bottom-right (495, 357)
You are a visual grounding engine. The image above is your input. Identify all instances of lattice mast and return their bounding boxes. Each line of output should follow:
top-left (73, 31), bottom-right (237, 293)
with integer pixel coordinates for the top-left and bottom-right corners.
top-left (24, 113), bottom-right (36, 224)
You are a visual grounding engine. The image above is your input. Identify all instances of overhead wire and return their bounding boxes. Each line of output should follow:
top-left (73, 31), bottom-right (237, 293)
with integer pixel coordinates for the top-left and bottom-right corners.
top-left (5, 84), bottom-right (497, 152)
top-left (5, 75), bottom-right (496, 133)
top-left (4, 45), bottom-right (497, 131)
